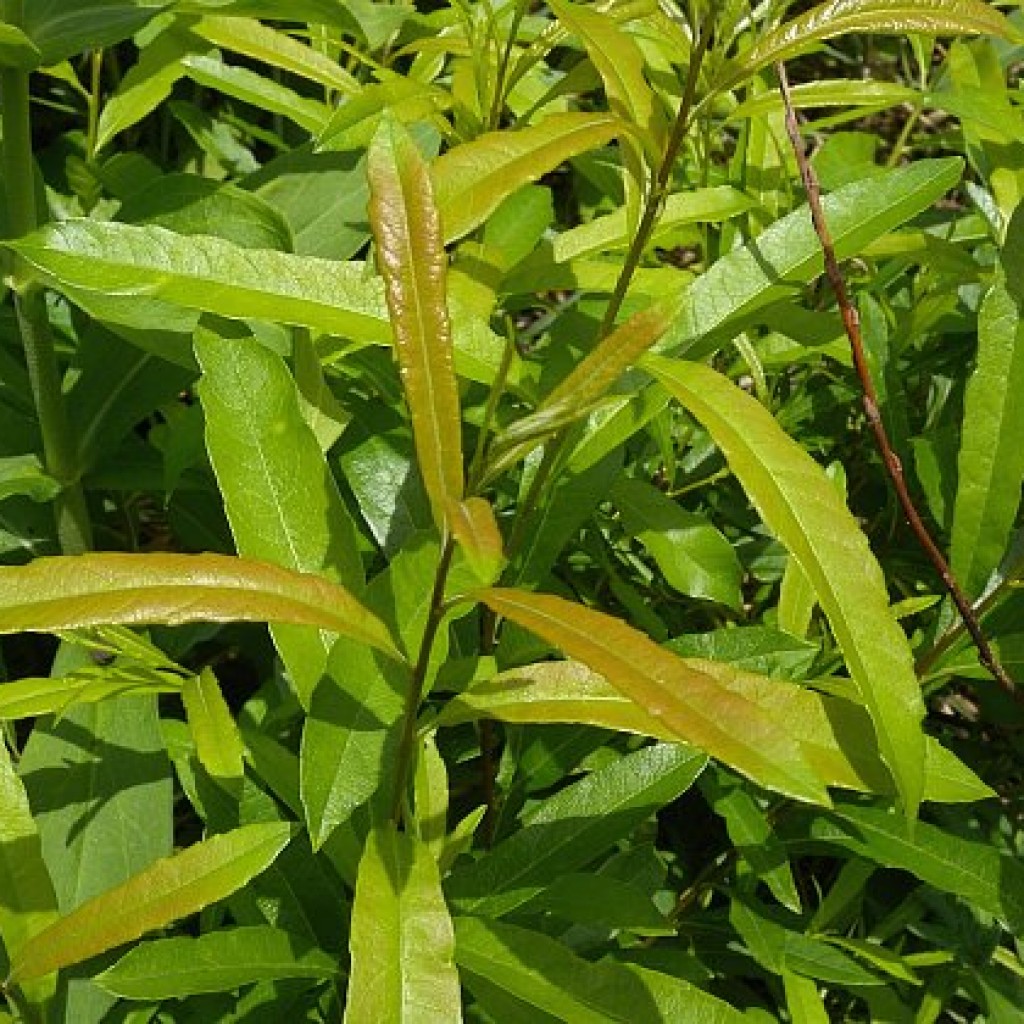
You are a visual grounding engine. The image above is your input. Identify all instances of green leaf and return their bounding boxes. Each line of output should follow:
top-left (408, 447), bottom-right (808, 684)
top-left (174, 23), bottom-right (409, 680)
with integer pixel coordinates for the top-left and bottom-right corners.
top-left (181, 668), bottom-right (245, 788)
top-left (95, 926), bottom-right (338, 999)
top-left (644, 357), bottom-right (925, 817)
top-left (345, 824), bottom-right (461, 1023)
top-left (23, 0), bottom-right (167, 65)
top-left (783, 970), bottom-right (830, 1024)
top-left (445, 743), bottom-right (707, 917)
top-left (795, 803), bottom-right (1024, 937)
top-left (491, 306), bottom-right (669, 474)
top-left (447, 497), bottom-right (505, 585)
top-left (180, 52), bottom-right (330, 133)
top-left (612, 476), bottom-right (743, 609)
top-left (0, 455), bottom-right (60, 504)
top-left (368, 117), bottom-right (465, 528)
top-left (476, 588), bottom-right (829, 804)
top-left (0, 667), bottom-right (181, 720)
top-left (436, 658), bottom-right (987, 804)
top-left (553, 187), bottom-right (753, 263)
top-left (194, 15), bottom-right (358, 96)
top-left (432, 112), bottom-right (621, 243)
top-left (0, 23), bottom-right (42, 70)
top-left (656, 159), bottom-right (963, 360)
top-left (0, 741), bottom-right (58, 995)
top-left (951, 277), bottom-right (1024, 598)
top-left (7, 822), bottom-right (293, 985)
top-left (719, 0), bottom-right (1020, 90)
top-left (0, 552), bottom-right (400, 660)
top-left (6, 220), bottom-right (390, 343)
top-left (455, 917), bottom-right (748, 1023)
top-left (195, 317), bottom-right (366, 707)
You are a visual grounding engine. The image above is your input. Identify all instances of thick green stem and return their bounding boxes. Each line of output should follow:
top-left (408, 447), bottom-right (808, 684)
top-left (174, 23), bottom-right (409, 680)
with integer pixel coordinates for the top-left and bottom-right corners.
top-left (391, 538), bottom-right (456, 824)
top-left (2, 42), bottom-right (93, 553)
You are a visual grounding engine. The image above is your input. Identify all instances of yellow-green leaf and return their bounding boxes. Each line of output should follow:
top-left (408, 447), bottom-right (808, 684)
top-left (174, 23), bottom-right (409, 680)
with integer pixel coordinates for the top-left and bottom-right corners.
top-left (446, 497), bottom-right (505, 584)
top-left (368, 117), bottom-right (464, 529)
top-left (7, 823), bottom-right (293, 985)
top-left (0, 553), bottom-right (401, 661)
top-left (476, 588), bottom-right (829, 805)
top-left (644, 356), bottom-right (925, 817)
top-left (432, 112), bottom-right (621, 243)
top-left (181, 668), bottom-right (245, 788)
top-left (345, 824), bottom-right (461, 1023)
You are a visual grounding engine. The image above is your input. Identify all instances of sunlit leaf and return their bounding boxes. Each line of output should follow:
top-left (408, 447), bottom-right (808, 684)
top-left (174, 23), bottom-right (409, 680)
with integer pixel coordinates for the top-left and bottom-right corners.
top-left (644, 357), bottom-right (926, 817)
top-left (345, 824), bottom-right (461, 1023)
top-left (7, 823), bottom-right (293, 984)
top-left (476, 588), bottom-right (829, 804)
top-left (432, 113), bottom-right (621, 243)
top-left (0, 552), bottom-right (401, 661)
top-left (368, 116), bottom-right (465, 528)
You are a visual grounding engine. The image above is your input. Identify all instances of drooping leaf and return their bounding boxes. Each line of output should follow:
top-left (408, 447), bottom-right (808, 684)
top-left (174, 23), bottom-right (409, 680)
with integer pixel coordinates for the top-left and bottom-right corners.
top-left (432, 112), bottom-right (621, 243)
top-left (368, 117), bottom-right (464, 529)
top-left (0, 552), bottom-right (400, 660)
top-left (345, 824), bottom-right (461, 1023)
top-left (655, 159), bottom-right (963, 360)
top-left (6, 220), bottom-right (390, 342)
top-left (719, 0), bottom-right (1020, 90)
top-left (8, 822), bottom-right (293, 984)
top-left (23, 1), bottom-right (167, 65)
top-left (476, 588), bottom-right (829, 804)
top-left (196, 317), bottom-right (366, 706)
top-left (950, 276), bottom-right (1024, 598)
top-left (644, 357), bottom-right (925, 817)
top-left (0, 455), bottom-right (60, 504)
top-left (95, 926), bottom-right (338, 999)
top-left (445, 743), bottom-right (707, 917)
top-left (0, 23), bottom-right (42, 70)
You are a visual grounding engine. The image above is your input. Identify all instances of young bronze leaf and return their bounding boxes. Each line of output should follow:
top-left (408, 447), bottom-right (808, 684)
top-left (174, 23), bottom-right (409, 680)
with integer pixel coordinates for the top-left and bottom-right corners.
top-left (368, 117), bottom-right (464, 530)
top-left (7, 823), bottom-right (293, 985)
top-left (476, 588), bottom-right (830, 805)
top-left (0, 553), bottom-right (401, 661)
top-left (446, 496), bottom-right (505, 584)
top-left (645, 356), bottom-right (925, 818)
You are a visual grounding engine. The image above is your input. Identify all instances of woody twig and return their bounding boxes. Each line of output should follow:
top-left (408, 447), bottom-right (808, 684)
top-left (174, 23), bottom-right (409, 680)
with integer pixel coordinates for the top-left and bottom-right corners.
top-left (775, 61), bottom-right (1019, 704)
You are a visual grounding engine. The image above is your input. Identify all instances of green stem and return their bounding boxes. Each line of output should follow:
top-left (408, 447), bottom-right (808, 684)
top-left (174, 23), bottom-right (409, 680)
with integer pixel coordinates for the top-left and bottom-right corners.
top-left (599, 15), bottom-right (713, 336)
top-left (391, 538), bottom-right (456, 824)
top-left (2, 26), bottom-right (93, 554)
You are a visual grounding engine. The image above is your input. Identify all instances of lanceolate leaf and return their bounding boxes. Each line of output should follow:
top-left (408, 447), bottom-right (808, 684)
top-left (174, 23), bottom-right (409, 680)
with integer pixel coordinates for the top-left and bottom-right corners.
top-left (719, 0), bottom-right (1019, 90)
top-left (476, 588), bottom-right (829, 804)
top-left (95, 926), bottom-right (338, 999)
top-left (0, 552), bottom-right (400, 660)
top-left (432, 112), bottom-right (621, 243)
top-left (7, 823), bottom-right (294, 985)
top-left (437, 659), bottom-right (988, 803)
top-left (6, 220), bottom-right (390, 342)
top-left (368, 117), bottom-right (465, 528)
top-left (196, 318), bottom-right (365, 707)
top-left (644, 357), bottom-right (925, 817)
top-left (655, 158), bottom-right (963, 359)
top-left (950, 278), bottom-right (1024, 598)
top-left (345, 824), bottom-right (461, 1023)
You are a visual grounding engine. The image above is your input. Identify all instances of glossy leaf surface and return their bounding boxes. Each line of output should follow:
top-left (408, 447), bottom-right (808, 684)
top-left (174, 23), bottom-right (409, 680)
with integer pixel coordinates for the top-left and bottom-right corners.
top-left (8, 823), bottom-right (293, 984)
top-left (368, 117), bottom-right (464, 527)
top-left (0, 552), bottom-right (399, 660)
top-left (645, 357), bottom-right (925, 817)
top-left (345, 824), bottom-right (461, 1023)
top-left (477, 588), bottom-right (829, 804)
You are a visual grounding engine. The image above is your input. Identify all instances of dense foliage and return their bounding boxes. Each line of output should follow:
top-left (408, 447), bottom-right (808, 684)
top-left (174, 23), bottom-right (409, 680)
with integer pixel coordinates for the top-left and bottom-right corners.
top-left (1, 1), bottom-right (1023, 1020)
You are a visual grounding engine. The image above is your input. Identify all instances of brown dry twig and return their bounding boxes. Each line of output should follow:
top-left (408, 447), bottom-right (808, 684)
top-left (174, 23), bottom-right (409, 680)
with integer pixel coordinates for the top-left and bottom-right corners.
top-left (775, 61), bottom-right (1020, 705)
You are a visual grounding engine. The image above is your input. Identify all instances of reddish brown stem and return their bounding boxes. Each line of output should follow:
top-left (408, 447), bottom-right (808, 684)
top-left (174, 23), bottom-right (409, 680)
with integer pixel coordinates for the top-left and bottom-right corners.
top-left (775, 62), bottom-right (1019, 704)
